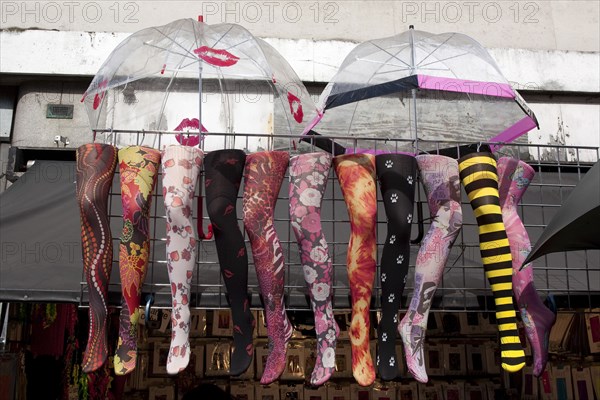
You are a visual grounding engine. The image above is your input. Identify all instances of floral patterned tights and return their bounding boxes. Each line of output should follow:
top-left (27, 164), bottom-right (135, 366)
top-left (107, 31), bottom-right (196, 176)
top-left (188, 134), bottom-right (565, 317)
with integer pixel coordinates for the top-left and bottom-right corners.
top-left (114, 146), bottom-right (161, 375)
top-left (162, 145), bottom-right (204, 374)
top-left (289, 152), bottom-right (339, 386)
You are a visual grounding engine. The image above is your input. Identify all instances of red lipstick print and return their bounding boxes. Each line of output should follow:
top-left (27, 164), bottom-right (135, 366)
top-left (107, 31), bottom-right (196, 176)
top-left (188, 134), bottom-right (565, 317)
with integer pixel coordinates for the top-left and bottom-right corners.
top-left (92, 79), bottom-right (108, 110)
top-left (174, 118), bottom-right (208, 146)
top-left (223, 204), bottom-right (235, 215)
top-left (194, 46), bottom-right (239, 67)
top-left (287, 91), bottom-right (304, 123)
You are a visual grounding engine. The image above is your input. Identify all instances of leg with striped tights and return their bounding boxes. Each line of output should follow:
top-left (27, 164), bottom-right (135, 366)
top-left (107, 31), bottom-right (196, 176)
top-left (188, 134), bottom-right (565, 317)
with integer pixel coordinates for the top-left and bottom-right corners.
top-left (333, 153), bottom-right (377, 387)
top-left (399, 155), bottom-right (463, 383)
top-left (205, 149), bottom-right (255, 376)
top-left (289, 152), bottom-right (339, 386)
top-left (458, 152), bottom-right (525, 373)
top-left (497, 157), bottom-right (556, 377)
top-left (76, 143), bottom-right (118, 373)
top-left (162, 145), bottom-right (203, 374)
top-left (242, 151), bottom-right (293, 384)
top-left (114, 146), bottom-right (161, 375)
top-left (375, 154), bottom-right (417, 381)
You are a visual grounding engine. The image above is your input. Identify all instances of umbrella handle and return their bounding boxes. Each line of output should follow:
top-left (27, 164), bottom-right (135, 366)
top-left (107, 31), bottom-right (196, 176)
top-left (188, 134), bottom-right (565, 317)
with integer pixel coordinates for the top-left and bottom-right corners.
top-left (197, 192), bottom-right (214, 240)
top-left (410, 198), bottom-right (424, 244)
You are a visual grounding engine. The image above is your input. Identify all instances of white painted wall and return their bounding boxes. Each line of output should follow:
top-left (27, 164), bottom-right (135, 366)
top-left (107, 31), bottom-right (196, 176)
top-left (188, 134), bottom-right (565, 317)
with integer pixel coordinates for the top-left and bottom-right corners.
top-left (2, 30), bottom-right (599, 92)
top-left (1, 1), bottom-right (598, 51)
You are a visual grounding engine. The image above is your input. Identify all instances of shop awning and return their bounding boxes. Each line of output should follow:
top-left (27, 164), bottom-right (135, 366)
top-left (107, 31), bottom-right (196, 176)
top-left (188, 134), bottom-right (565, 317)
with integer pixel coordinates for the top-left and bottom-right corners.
top-left (0, 160), bottom-right (84, 302)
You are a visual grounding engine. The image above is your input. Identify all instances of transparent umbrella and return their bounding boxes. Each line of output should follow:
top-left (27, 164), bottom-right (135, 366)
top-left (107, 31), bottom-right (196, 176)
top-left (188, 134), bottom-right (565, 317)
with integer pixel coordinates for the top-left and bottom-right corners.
top-left (302, 27), bottom-right (538, 154)
top-left (82, 18), bottom-right (316, 151)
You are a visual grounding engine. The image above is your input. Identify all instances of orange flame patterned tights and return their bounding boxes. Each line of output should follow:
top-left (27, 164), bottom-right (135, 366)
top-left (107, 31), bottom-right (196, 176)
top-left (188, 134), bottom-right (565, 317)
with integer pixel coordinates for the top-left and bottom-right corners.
top-left (333, 153), bottom-right (377, 387)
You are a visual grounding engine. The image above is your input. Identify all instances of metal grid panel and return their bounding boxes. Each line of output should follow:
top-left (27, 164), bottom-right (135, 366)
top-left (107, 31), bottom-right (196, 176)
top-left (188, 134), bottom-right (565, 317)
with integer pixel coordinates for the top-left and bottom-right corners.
top-left (79, 131), bottom-right (600, 312)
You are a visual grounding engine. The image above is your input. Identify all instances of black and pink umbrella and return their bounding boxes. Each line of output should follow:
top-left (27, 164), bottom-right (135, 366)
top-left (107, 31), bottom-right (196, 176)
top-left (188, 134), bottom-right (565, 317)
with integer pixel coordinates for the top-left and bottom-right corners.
top-left (302, 27), bottom-right (538, 154)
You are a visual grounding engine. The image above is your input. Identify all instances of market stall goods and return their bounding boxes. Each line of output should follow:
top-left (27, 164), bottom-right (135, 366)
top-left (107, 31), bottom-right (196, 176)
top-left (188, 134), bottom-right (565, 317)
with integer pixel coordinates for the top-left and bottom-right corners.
top-left (289, 152), bottom-right (339, 386)
top-left (375, 153), bottom-right (417, 381)
top-left (458, 152), bottom-right (525, 373)
top-left (399, 154), bottom-right (463, 383)
top-left (76, 143), bottom-right (118, 373)
top-left (114, 145), bottom-right (161, 375)
top-left (161, 145), bottom-right (204, 374)
top-left (333, 153), bottom-right (377, 387)
top-left (497, 156), bottom-right (556, 377)
top-left (242, 151), bottom-right (293, 384)
top-left (205, 149), bottom-right (255, 376)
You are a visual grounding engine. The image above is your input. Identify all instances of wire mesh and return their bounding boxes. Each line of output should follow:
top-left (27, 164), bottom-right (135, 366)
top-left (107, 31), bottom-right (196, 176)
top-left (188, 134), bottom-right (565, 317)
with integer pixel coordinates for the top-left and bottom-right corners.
top-left (79, 131), bottom-right (600, 313)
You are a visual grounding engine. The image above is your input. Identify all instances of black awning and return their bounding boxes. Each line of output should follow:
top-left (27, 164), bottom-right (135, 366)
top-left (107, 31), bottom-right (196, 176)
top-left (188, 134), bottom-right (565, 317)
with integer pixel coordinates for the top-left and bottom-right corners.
top-left (0, 160), bottom-right (83, 302)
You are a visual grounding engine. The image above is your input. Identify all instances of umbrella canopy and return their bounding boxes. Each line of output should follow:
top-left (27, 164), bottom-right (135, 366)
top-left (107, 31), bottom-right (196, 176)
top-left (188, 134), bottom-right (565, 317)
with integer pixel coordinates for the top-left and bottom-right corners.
top-left (522, 161), bottom-right (600, 267)
top-left (82, 18), bottom-right (316, 150)
top-left (303, 28), bottom-right (538, 153)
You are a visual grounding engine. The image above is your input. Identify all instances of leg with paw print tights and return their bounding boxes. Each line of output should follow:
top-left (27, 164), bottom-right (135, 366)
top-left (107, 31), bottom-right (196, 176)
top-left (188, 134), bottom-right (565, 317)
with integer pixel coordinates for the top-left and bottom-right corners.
top-left (458, 152), bottom-right (525, 373)
top-left (333, 153), bottom-right (377, 387)
top-left (76, 143), bottom-right (117, 373)
top-left (243, 151), bottom-right (293, 385)
top-left (205, 149), bottom-right (255, 376)
top-left (375, 154), bottom-right (417, 381)
top-left (162, 145), bottom-right (203, 374)
top-left (497, 157), bottom-right (556, 377)
top-left (399, 155), bottom-right (463, 383)
top-left (114, 146), bottom-right (161, 376)
top-left (289, 152), bottom-right (339, 386)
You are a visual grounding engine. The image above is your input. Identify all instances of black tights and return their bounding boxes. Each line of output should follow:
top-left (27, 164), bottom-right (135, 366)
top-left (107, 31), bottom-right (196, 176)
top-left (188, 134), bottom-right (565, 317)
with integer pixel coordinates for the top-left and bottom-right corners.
top-left (204, 149), bottom-right (254, 376)
top-left (375, 154), bottom-right (417, 380)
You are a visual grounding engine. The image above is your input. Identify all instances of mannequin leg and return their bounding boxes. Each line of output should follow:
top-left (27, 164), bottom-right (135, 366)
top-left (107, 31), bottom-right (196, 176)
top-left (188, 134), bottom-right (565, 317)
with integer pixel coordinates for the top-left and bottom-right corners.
top-left (375, 154), bottom-right (417, 381)
top-left (242, 151), bottom-right (292, 385)
top-left (458, 152), bottom-right (525, 373)
top-left (289, 152), bottom-right (339, 386)
top-left (114, 146), bottom-right (161, 375)
top-left (399, 155), bottom-right (463, 383)
top-left (76, 143), bottom-right (117, 373)
top-left (205, 149), bottom-right (255, 376)
top-left (162, 145), bottom-right (203, 374)
top-left (333, 153), bottom-right (377, 387)
top-left (497, 157), bottom-right (556, 377)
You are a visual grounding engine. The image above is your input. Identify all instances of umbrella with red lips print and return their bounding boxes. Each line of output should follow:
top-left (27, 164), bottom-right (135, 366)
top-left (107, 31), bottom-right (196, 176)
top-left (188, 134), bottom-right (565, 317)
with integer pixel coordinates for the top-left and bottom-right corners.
top-left (82, 18), bottom-right (317, 151)
top-left (302, 26), bottom-right (539, 156)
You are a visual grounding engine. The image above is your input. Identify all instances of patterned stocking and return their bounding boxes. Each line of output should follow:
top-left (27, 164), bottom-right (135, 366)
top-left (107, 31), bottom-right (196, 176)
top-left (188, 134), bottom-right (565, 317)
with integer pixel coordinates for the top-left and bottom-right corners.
top-left (375, 154), bottom-right (417, 381)
top-left (205, 149), bottom-right (255, 376)
top-left (162, 145), bottom-right (203, 374)
top-left (114, 146), bottom-right (161, 376)
top-left (333, 153), bottom-right (377, 387)
top-left (76, 143), bottom-right (117, 373)
top-left (497, 157), bottom-right (556, 377)
top-left (289, 152), bottom-right (339, 386)
top-left (399, 155), bottom-right (462, 383)
top-left (242, 151), bottom-right (293, 384)
top-left (458, 152), bottom-right (525, 373)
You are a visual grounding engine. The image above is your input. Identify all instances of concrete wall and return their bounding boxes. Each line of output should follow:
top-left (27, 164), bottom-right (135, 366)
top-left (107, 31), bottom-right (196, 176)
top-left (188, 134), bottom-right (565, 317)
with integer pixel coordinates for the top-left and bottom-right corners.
top-left (1, 1), bottom-right (598, 51)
